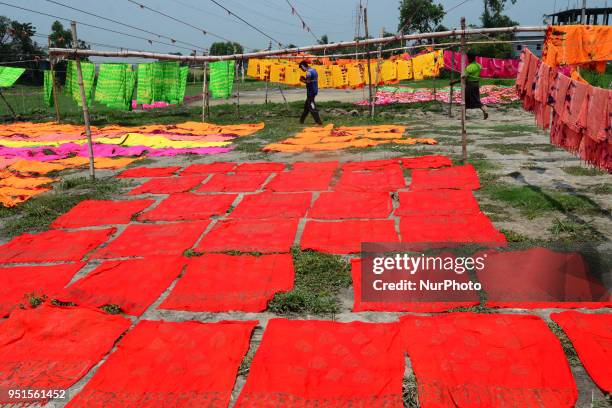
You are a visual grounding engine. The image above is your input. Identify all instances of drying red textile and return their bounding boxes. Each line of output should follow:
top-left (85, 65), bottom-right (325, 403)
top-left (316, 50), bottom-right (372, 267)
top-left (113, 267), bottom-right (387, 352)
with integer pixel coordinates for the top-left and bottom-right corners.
top-left (551, 311), bottom-right (612, 393)
top-left (309, 191), bottom-right (392, 219)
top-left (400, 214), bottom-right (507, 246)
top-left (197, 172), bottom-right (272, 192)
top-left (409, 165), bottom-right (480, 191)
top-left (400, 155), bottom-right (452, 169)
top-left (395, 190), bottom-right (481, 216)
top-left (93, 221), bottom-right (208, 259)
top-left (351, 258), bottom-right (479, 312)
top-left (292, 161), bottom-right (338, 172)
top-left (334, 165), bottom-right (406, 192)
top-left (585, 86), bottom-right (610, 142)
top-left (0, 263), bottom-right (84, 317)
top-left (266, 169), bottom-right (334, 192)
top-left (230, 192), bottom-right (312, 219)
top-left (138, 193), bottom-right (237, 221)
top-left (181, 162), bottom-right (236, 175)
top-left (0, 228), bottom-right (115, 263)
top-left (128, 176), bottom-right (206, 195)
top-left (56, 256), bottom-right (186, 316)
top-left (235, 319), bottom-right (404, 407)
top-left (0, 305), bottom-right (130, 404)
top-left (160, 254), bottom-right (294, 312)
top-left (341, 158), bottom-right (400, 171)
top-left (533, 62), bottom-right (553, 129)
top-left (66, 320), bottom-right (256, 408)
top-left (300, 220), bottom-right (399, 254)
top-left (117, 166), bottom-right (181, 178)
top-left (400, 313), bottom-right (578, 408)
top-left (475, 247), bottom-right (611, 309)
top-left (234, 162), bottom-right (285, 172)
top-left (51, 199), bottom-right (154, 229)
top-left (196, 218), bottom-right (298, 253)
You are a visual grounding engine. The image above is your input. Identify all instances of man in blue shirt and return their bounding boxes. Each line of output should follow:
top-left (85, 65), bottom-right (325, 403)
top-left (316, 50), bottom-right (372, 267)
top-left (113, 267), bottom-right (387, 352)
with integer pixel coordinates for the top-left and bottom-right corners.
top-left (299, 60), bottom-right (323, 125)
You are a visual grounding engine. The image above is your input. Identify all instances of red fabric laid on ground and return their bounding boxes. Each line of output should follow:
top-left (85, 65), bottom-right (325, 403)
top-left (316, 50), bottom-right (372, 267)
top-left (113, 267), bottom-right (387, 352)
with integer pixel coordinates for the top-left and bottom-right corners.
top-left (160, 254), bottom-right (294, 312)
top-left (234, 162), bottom-right (285, 172)
top-left (400, 214), bottom-right (507, 246)
top-left (235, 319), bottom-right (404, 407)
top-left (309, 191), bottom-right (392, 219)
top-left (230, 192), bottom-right (312, 219)
top-left (334, 165), bottom-right (406, 192)
top-left (401, 155), bottom-right (453, 169)
top-left (128, 176), bottom-right (207, 195)
top-left (266, 169), bottom-right (334, 192)
top-left (0, 228), bottom-right (116, 263)
top-left (197, 172), bottom-right (272, 192)
top-left (181, 162), bottom-right (236, 175)
top-left (300, 220), bottom-right (399, 254)
top-left (551, 311), bottom-right (612, 393)
top-left (0, 305), bottom-right (130, 404)
top-left (400, 313), bottom-right (578, 408)
top-left (341, 158), bottom-right (400, 171)
top-left (196, 218), bottom-right (298, 253)
top-left (117, 166), bottom-right (181, 178)
top-left (66, 320), bottom-right (256, 408)
top-left (138, 193), bottom-right (236, 221)
top-left (410, 164), bottom-right (480, 191)
top-left (351, 258), bottom-right (479, 312)
top-left (395, 190), bottom-right (481, 216)
top-left (476, 247), bottom-right (612, 308)
top-left (93, 222), bottom-right (208, 259)
top-left (292, 161), bottom-right (338, 172)
top-left (56, 256), bottom-right (186, 316)
top-left (0, 263), bottom-right (84, 317)
top-left (51, 199), bottom-right (154, 229)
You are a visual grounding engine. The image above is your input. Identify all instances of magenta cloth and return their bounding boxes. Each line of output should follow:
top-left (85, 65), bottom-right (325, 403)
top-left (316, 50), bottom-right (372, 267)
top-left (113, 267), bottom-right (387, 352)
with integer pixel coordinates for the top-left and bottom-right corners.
top-left (443, 50), bottom-right (520, 78)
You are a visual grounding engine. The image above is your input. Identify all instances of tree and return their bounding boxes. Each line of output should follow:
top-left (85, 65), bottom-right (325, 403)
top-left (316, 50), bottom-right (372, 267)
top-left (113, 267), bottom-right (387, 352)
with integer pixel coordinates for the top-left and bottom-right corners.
top-left (398, 0), bottom-right (445, 36)
top-left (48, 21), bottom-right (88, 49)
top-left (472, 0), bottom-right (518, 58)
top-left (209, 41), bottom-right (243, 56)
top-left (318, 34), bottom-right (329, 45)
top-left (0, 16), bottom-right (45, 63)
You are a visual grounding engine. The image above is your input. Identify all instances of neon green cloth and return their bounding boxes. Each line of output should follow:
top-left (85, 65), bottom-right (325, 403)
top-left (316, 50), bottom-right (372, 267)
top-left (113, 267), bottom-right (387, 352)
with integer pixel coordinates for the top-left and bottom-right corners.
top-left (95, 63), bottom-right (135, 110)
top-left (0, 67), bottom-right (25, 87)
top-left (177, 66), bottom-right (188, 103)
top-left (43, 70), bottom-right (54, 107)
top-left (152, 61), bottom-right (181, 104)
top-left (65, 60), bottom-right (94, 106)
top-left (136, 63), bottom-right (154, 104)
top-left (209, 61), bottom-right (235, 99)
top-left (465, 62), bottom-right (482, 82)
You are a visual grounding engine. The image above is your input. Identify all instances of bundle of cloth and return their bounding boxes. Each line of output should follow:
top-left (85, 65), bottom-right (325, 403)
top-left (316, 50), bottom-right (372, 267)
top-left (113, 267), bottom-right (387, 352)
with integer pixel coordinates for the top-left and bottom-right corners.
top-left (356, 85), bottom-right (519, 106)
top-left (516, 48), bottom-right (610, 172)
top-left (443, 51), bottom-right (520, 78)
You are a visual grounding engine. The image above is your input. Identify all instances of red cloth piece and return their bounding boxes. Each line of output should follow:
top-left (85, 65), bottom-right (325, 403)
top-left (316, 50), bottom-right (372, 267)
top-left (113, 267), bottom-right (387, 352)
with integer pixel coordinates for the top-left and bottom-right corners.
top-left (117, 166), bottom-right (181, 178)
top-left (0, 228), bottom-right (116, 263)
top-left (51, 199), bottom-right (154, 229)
top-left (396, 190), bottom-right (481, 216)
top-left (341, 158), bottom-right (400, 171)
top-left (400, 313), bottom-right (578, 408)
top-left (160, 254), bottom-right (294, 312)
top-left (235, 319), bottom-right (404, 407)
top-left (234, 162), bottom-right (285, 172)
top-left (400, 214), bottom-right (507, 246)
top-left (410, 164), bottom-right (480, 191)
top-left (231, 192), bottom-right (311, 219)
top-left (0, 305), bottom-right (130, 404)
top-left (551, 311), bottom-right (612, 393)
top-left (181, 162), bottom-right (236, 175)
top-left (196, 219), bottom-right (298, 253)
top-left (197, 172), bottom-right (272, 192)
top-left (128, 176), bottom-right (206, 195)
top-left (300, 220), bottom-right (399, 254)
top-left (0, 263), bottom-right (84, 317)
top-left (66, 320), bottom-right (256, 408)
top-left (138, 193), bottom-right (237, 222)
top-left (55, 256), bottom-right (186, 316)
top-left (309, 191), bottom-right (392, 219)
top-left (266, 169), bottom-right (334, 192)
top-left (292, 161), bottom-right (338, 172)
top-left (351, 258), bottom-right (479, 312)
top-left (476, 247), bottom-right (612, 309)
top-left (93, 222), bottom-right (208, 259)
top-left (401, 155), bottom-right (453, 169)
top-left (335, 165), bottom-right (406, 192)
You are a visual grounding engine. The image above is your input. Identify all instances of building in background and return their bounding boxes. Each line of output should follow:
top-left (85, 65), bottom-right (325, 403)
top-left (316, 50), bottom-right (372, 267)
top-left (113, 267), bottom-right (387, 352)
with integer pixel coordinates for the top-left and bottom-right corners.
top-left (512, 34), bottom-right (545, 58)
top-left (546, 6), bottom-right (611, 25)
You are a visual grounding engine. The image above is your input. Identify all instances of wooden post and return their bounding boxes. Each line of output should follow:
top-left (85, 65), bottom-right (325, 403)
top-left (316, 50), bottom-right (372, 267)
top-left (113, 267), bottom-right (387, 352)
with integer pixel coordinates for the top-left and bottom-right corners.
top-left (71, 21), bottom-right (95, 180)
top-left (0, 90), bottom-right (17, 118)
top-left (264, 76), bottom-right (269, 105)
top-left (48, 36), bottom-right (61, 122)
top-left (460, 17), bottom-right (468, 163)
top-left (448, 48), bottom-right (454, 117)
top-left (202, 61), bottom-right (209, 121)
top-left (364, 7), bottom-right (374, 118)
top-left (235, 59), bottom-right (241, 117)
top-left (278, 85), bottom-right (289, 110)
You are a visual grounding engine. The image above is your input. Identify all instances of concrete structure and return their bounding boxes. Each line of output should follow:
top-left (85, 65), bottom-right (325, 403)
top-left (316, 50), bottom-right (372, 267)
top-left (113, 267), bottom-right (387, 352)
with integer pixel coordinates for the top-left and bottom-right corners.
top-left (512, 34), bottom-right (545, 58)
top-left (546, 7), bottom-right (612, 25)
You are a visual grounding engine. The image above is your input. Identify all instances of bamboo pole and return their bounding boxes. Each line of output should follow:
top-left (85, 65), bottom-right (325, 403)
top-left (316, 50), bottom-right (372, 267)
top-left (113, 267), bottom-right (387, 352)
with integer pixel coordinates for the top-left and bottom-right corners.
top-left (70, 21), bottom-right (95, 181)
top-left (460, 17), bottom-right (468, 163)
top-left (48, 36), bottom-right (61, 122)
top-left (364, 7), bottom-right (374, 118)
top-left (202, 61), bottom-right (209, 121)
top-left (449, 48), bottom-right (454, 118)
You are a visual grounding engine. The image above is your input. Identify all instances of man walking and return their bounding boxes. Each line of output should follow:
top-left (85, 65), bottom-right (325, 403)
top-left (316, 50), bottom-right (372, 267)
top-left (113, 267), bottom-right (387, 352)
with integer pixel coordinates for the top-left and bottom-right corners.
top-left (299, 60), bottom-right (323, 125)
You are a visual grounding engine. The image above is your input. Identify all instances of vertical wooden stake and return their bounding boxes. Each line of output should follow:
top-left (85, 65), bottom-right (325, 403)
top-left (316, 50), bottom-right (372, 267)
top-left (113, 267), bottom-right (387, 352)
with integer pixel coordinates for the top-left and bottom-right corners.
top-left (448, 48), bottom-right (454, 117)
top-left (264, 77), bottom-right (269, 105)
top-left (71, 21), bottom-right (95, 180)
top-left (236, 59), bottom-right (241, 117)
top-left (202, 61), bottom-right (209, 121)
top-left (48, 36), bottom-right (61, 123)
top-left (460, 17), bottom-right (468, 163)
top-left (364, 7), bottom-right (374, 118)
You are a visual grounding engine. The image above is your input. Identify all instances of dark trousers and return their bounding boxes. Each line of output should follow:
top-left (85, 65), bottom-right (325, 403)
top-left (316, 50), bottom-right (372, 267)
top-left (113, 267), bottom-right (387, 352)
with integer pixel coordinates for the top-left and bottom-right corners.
top-left (300, 94), bottom-right (322, 124)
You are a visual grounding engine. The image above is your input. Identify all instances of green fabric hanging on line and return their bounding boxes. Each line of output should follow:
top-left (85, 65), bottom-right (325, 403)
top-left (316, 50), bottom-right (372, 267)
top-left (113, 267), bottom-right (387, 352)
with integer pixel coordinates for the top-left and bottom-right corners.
top-left (65, 60), bottom-right (94, 107)
top-left (0, 66), bottom-right (26, 87)
top-left (43, 70), bottom-right (54, 107)
top-left (209, 61), bottom-right (235, 99)
top-left (125, 68), bottom-right (135, 107)
top-left (177, 66), bottom-right (189, 103)
top-left (95, 63), bottom-right (134, 110)
top-left (152, 61), bottom-right (180, 104)
top-left (136, 63), bottom-right (153, 104)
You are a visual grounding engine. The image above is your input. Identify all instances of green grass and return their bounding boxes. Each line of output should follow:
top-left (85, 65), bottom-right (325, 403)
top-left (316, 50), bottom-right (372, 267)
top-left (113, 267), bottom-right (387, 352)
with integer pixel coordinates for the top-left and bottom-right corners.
top-left (547, 321), bottom-right (580, 367)
top-left (561, 166), bottom-right (608, 177)
top-left (548, 218), bottom-right (601, 242)
top-left (268, 247), bottom-right (351, 316)
top-left (483, 143), bottom-right (557, 155)
top-left (403, 375), bottom-right (420, 408)
top-left (583, 183), bottom-right (612, 195)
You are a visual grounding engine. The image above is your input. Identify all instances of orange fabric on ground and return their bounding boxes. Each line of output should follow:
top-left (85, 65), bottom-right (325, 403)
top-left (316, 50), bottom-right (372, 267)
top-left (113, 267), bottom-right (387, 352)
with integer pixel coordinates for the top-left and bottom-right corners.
top-left (8, 160), bottom-right (66, 174)
top-left (0, 175), bottom-right (55, 189)
top-left (94, 157), bottom-right (140, 169)
top-left (0, 187), bottom-right (50, 207)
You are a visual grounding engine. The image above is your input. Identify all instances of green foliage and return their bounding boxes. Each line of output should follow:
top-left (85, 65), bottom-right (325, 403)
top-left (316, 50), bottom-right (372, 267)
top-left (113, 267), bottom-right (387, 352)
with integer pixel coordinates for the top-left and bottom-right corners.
top-left (210, 41), bottom-right (243, 56)
top-left (398, 0), bottom-right (445, 36)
